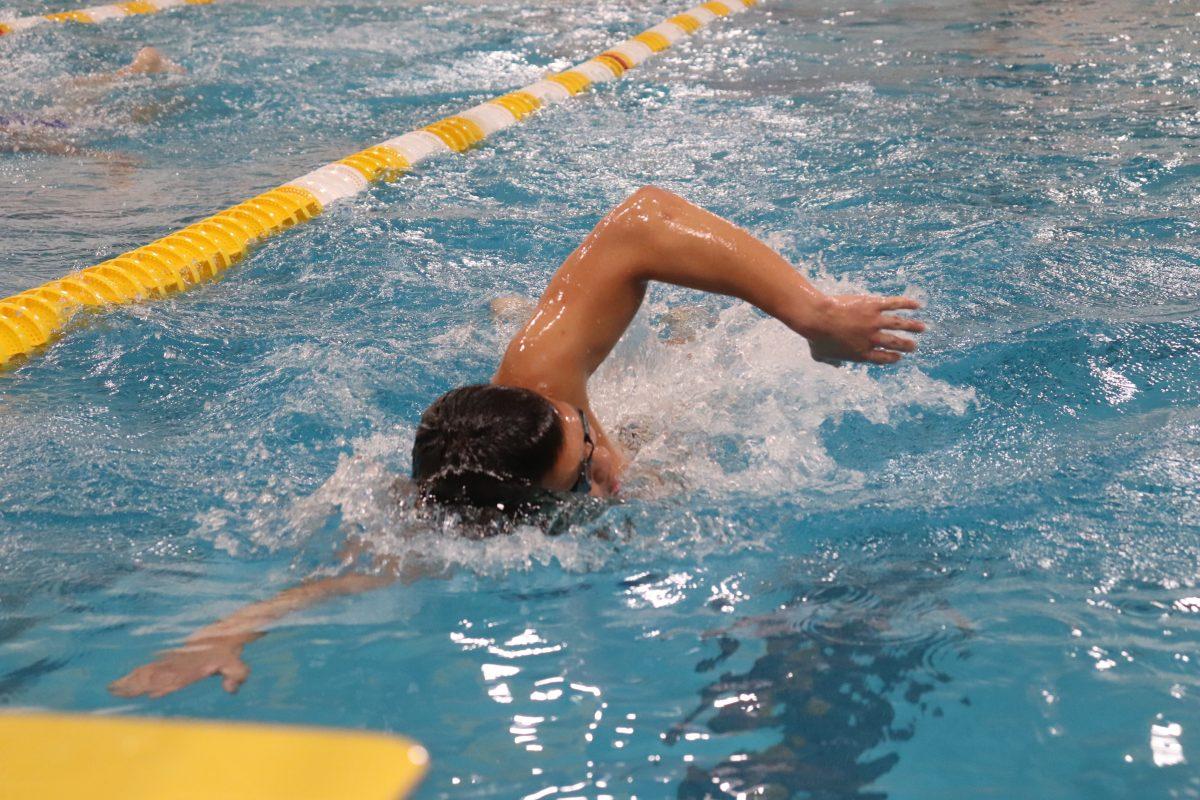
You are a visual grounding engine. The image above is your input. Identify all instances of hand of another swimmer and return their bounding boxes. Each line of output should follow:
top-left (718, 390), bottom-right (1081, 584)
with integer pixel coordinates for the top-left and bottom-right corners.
top-left (806, 295), bottom-right (925, 366)
top-left (109, 635), bottom-right (252, 699)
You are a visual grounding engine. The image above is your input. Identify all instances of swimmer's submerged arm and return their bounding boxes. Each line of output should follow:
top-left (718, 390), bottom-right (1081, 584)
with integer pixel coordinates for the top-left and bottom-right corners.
top-left (109, 572), bottom-right (395, 698)
top-left (495, 186), bottom-right (926, 404)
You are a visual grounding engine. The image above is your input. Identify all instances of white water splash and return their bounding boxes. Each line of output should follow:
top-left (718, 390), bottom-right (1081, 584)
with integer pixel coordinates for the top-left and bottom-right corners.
top-left (254, 290), bottom-right (973, 575)
top-left (593, 299), bottom-right (972, 499)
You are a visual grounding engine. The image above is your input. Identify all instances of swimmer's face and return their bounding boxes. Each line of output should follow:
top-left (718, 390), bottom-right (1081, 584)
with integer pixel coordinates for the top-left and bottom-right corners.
top-left (543, 400), bottom-right (619, 498)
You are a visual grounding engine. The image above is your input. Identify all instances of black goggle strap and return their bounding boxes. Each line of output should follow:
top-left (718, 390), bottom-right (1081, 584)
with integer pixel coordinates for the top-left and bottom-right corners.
top-left (570, 407), bottom-right (594, 494)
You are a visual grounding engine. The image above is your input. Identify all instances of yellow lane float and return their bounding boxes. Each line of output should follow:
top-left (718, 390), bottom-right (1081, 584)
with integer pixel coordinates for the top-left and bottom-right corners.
top-left (0, 0), bottom-right (759, 369)
top-left (0, 0), bottom-right (212, 36)
top-left (0, 712), bottom-right (428, 800)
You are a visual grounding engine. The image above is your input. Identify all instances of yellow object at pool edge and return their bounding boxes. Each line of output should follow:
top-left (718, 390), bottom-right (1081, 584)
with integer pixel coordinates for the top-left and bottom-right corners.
top-left (0, 712), bottom-right (428, 800)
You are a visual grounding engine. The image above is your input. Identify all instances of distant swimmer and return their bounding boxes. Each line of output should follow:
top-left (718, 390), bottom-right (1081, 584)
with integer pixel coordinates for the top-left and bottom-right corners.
top-left (1, 46), bottom-right (183, 157)
top-left (110, 187), bottom-right (925, 699)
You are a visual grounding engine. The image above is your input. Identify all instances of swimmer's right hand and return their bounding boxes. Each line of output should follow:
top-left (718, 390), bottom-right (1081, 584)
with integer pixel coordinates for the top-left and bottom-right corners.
top-left (805, 294), bottom-right (925, 366)
top-left (108, 634), bottom-right (254, 699)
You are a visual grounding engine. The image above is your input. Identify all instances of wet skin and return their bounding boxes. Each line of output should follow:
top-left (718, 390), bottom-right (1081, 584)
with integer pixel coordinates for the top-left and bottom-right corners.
top-left (494, 185), bottom-right (925, 496)
top-left (110, 186), bottom-right (925, 699)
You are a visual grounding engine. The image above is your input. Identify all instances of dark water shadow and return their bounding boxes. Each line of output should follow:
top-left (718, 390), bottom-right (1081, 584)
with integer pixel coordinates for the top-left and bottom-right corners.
top-left (671, 562), bottom-right (971, 800)
top-left (0, 657), bottom-right (70, 704)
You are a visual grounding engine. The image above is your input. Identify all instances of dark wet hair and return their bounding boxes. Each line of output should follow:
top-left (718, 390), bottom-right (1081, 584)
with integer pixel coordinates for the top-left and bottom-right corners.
top-left (412, 384), bottom-right (564, 512)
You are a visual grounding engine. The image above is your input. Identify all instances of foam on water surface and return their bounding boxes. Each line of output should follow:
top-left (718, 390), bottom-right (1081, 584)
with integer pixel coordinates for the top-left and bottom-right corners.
top-left (258, 298), bottom-right (973, 578)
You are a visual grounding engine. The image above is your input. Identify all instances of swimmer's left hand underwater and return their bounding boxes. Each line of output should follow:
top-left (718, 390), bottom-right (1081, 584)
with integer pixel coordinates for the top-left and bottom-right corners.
top-left (111, 573), bottom-right (392, 697)
top-left (110, 186), bottom-right (925, 699)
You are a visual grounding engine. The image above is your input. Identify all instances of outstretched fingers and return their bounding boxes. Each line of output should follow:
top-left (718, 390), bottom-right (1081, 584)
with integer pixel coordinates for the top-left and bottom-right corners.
top-left (108, 648), bottom-right (247, 699)
top-left (879, 314), bottom-right (925, 333)
top-left (872, 299), bottom-right (925, 362)
top-left (108, 667), bottom-right (150, 698)
top-left (149, 673), bottom-right (196, 699)
top-left (877, 296), bottom-right (921, 311)
top-left (871, 332), bottom-right (917, 353)
top-left (109, 663), bottom-right (190, 699)
top-left (867, 349), bottom-right (902, 364)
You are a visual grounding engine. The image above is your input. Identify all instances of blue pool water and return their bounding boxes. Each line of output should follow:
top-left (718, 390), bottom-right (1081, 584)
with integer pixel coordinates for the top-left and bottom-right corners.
top-left (2, 0), bottom-right (1200, 796)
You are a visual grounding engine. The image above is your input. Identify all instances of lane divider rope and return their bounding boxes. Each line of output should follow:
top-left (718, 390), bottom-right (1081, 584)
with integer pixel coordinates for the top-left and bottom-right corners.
top-left (0, 0), bottom-right (760, 368)
top-left (0, 0), bottom-right (212, 37)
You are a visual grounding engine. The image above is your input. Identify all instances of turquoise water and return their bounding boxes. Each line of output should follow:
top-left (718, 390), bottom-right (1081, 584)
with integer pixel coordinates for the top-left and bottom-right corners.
top-left (2, 0), bottom-right (1200, 796)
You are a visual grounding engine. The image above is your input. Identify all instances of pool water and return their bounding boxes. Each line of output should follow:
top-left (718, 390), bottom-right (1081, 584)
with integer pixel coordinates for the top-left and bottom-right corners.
top-left (2, 0), bottom-right (1200, 797)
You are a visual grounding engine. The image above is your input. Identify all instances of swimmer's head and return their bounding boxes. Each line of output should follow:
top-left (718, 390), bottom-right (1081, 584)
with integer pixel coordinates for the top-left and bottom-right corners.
top-left (412, 384), bottom-right (563, 511)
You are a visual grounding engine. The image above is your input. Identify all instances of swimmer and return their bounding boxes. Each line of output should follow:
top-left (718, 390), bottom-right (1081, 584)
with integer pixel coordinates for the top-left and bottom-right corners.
top-left (414, 186), bottom-right (923, 504)
top-left (1, 46), bottom-right (183, 156)
top-left (110, 186), bottom-right (925, 698)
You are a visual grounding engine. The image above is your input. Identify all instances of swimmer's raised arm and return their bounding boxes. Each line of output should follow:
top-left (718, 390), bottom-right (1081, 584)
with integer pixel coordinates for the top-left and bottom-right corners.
top-left (110, 571), bottom-right (395, 698)
top-left (422, 187), bottom-right (926, 503)
top-left (495, 186), bottom-right (925, 407)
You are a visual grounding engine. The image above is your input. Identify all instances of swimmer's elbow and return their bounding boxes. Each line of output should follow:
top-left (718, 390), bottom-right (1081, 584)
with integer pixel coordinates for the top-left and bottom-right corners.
top-left (623, 185), bottom-right (682, 220)
top-left (589, 186), bottom-right (686, 280)
top-left (628, 184), bottom-right (674, 204)
top-left (610, 185), bottom-right (681, 247)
